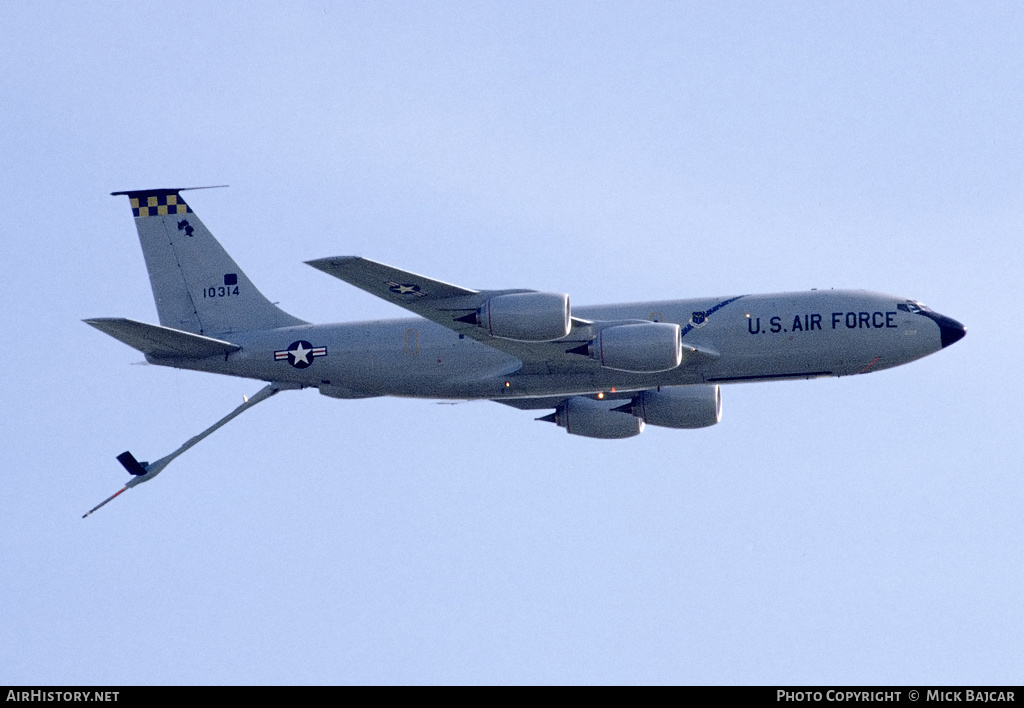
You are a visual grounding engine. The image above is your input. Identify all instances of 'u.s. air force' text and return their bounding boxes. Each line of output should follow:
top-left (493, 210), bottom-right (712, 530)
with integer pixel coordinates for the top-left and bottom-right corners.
top-left (748, 312), bottom-right (899, 335)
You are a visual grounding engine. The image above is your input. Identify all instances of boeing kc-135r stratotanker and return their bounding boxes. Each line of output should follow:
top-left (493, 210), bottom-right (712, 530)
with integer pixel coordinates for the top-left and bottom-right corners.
top-left (83, 187), bottom-right (966, 516)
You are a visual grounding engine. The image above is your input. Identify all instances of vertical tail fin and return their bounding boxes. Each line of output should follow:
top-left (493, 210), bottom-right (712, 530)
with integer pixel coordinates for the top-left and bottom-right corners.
top-left (112, 188), bottom-right (306, 336)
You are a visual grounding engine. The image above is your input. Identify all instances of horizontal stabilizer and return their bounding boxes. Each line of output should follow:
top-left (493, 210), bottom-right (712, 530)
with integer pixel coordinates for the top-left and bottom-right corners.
top-left (84, 318), bottom-right (241, 358)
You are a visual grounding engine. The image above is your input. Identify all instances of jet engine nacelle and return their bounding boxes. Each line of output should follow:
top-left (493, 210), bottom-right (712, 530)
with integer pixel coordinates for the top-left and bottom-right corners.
top-left (620, 384), bottom-right (722, 429)
top-left (586, 322), bottom-right (683, 373)
top-left (477, 292), bottom-right (571, 342)
top-left (549, 397), bottom-right (644, 439)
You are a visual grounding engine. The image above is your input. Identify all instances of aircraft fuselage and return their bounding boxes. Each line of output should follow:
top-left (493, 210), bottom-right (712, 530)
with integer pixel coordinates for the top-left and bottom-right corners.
top-left (156, 289), bottom-right (961, 401)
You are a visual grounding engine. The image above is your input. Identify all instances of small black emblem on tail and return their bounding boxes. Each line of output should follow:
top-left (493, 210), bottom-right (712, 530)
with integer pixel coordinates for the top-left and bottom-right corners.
top-left (177, 219), bottom-right (195, 237)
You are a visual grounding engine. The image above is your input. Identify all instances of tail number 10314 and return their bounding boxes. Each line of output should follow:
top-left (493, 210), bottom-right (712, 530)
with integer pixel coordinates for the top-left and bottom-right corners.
top-left (204, 285), bottom-right (239, 298)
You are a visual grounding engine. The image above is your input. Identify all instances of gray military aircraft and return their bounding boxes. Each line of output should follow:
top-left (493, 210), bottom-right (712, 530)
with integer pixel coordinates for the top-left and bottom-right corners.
top-left (83, 187), bottom-right (966, 516)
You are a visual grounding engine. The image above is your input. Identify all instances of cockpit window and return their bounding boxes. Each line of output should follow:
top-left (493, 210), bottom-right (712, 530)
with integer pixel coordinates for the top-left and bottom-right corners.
top-left (898, 301), bottom-right (927, 314)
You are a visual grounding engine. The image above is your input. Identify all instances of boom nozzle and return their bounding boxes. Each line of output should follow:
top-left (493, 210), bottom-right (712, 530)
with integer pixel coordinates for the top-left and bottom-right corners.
top-left (82, 485), bottom-right (130, 518)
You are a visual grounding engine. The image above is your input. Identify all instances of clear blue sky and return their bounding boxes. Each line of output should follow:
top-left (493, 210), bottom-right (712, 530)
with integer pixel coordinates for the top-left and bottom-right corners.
top-left (2, 1), bottom-right (1021, 684)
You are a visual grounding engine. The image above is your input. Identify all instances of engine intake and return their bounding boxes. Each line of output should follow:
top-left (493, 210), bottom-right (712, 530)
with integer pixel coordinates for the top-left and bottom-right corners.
top-left (543, 397), bottom-right (644, 439)
top-left (575, 322), bottom-right (683, 373)
top-left (614, 385), bottom-right (721, 429)
top-left (467, 292), bottom-right (571, 342)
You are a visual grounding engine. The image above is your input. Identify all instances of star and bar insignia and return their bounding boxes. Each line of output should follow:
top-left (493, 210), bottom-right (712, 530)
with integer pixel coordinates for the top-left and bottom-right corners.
top-left (387, 281), bottom-right (427, 297)
top-left (274, 340), bottom-right (327, 369)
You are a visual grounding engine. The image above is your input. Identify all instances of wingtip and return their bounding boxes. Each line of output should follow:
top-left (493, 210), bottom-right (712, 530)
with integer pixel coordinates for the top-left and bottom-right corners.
top-left (82, 317), bottom-right (113, 329)
top-left (304, 256), bottom-right (362, 269)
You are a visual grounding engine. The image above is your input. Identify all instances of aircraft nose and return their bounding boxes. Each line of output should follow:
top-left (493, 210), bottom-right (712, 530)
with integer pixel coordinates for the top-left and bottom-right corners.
top-left (935, 313), bottom-right (967, 348)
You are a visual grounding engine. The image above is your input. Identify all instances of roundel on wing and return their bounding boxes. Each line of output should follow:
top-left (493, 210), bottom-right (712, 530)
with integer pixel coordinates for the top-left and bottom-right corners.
top-left (389, 282), bottom-right (422, 296)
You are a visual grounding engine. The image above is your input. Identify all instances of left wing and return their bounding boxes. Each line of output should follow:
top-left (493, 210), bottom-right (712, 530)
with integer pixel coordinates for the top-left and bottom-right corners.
top-left (306, 256), bottom-right (482, 305)
top-left (306, 256), bottom-right (720, 374)
top-left (306, 256), bottom-right (598, 371)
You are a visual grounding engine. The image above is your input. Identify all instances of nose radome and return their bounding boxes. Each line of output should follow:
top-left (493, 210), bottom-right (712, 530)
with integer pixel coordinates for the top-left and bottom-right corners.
top-left (937, 314), bottom-right (966, 348)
